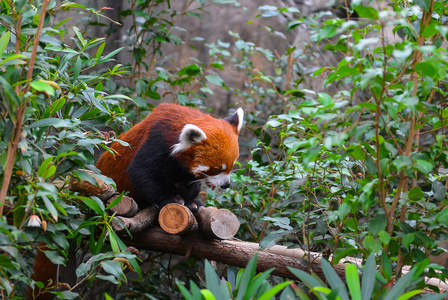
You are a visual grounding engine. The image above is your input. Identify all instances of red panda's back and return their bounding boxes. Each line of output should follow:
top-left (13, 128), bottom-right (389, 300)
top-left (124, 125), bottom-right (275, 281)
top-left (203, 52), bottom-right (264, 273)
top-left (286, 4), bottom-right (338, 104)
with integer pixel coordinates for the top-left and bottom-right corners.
top-left (96, 104), bottom-right (209, 197)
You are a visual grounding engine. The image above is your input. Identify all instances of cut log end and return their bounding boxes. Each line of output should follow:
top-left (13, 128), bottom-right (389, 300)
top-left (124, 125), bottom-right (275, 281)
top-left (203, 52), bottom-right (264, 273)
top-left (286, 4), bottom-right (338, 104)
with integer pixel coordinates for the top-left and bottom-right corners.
top-left (158, 203), bottom-right (197, 235)
top-left (197, 207), bottom-right (240, 240)
top-left (107, 195), bottom-right (139, 217)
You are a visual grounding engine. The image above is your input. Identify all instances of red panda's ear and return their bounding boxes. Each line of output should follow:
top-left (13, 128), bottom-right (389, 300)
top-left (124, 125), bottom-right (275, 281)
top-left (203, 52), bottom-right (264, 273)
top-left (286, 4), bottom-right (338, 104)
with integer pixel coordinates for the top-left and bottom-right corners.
top-left (224, 108), bottom-right (244, 134)
top-left (171, 124), bottom-right (207, 155)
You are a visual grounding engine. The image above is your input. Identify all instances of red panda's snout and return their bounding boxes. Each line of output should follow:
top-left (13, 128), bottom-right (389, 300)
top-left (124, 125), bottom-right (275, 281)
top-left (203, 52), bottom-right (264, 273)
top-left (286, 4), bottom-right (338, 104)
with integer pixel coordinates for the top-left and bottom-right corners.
top-left (204, 172), bottom-right (231, 190)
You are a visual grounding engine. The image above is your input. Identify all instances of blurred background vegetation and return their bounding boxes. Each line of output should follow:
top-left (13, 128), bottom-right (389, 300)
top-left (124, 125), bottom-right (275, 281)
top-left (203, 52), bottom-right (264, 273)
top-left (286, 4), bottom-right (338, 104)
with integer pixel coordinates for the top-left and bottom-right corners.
top-left (1, 0), bottom-right (448, 299)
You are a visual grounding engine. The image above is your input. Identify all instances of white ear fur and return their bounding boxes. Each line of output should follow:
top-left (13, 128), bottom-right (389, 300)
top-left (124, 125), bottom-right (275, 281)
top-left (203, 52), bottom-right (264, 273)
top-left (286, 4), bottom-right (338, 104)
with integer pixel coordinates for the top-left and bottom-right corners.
top-left (235, 108), bottom-right (244, 133)
top-left (224, 108), bottom-right (244, 133)
top-left (171, 124), bottom-right (207, 155)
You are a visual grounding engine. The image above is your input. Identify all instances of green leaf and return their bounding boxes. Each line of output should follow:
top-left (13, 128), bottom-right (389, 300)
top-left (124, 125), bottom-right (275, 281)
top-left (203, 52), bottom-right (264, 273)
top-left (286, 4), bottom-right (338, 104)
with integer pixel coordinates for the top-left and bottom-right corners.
top-left (288, 267), bottom-right (325, 294)
top-left (108, 229), bottom-right (121, 253)
top-left (0, 31), bottom-right (10, 55)
top-left (40, 194), bottom-right (58, 222)
top-left (204, 260), bottom-right (230, 300)
top-left (206, 74), bottom-right (225, 87)
top-left (243, 268), bottom-right (275, 299)
top-left (185, 64), bottom-right (201, 76)
top-left (145, 90), bottom-right (161, 100)
top-left (44, 250), bottom-right (65, 265)
top-left (236, 254), bottom-right (258, 300)
top-left (354, 6), bottom-right (379, 20)
top-left (317, 24), bottom-right (338, 41)
top-left (96, 42), bottom-right (106, 59)
top-left (361, 253), bottom-right (376, 300)
top-left (413, 159), bottom-right (433, 174)
top-left (37, 156), bottom-right (54, 178)
top-left (408, 186), bottom-right (424, 201)
top-left (415, 0), bottom-right (430, 11)
top-left (258, 281), bottom-right (292, 300)
top-left (106, 193), bottom-right (124, 210)
top-left (0, 254), bottom-right (15, 270)
top-left (392, 155), bottom-right (412, 172)
top-left (201, 289), bottom-right (216, 300)
top-left (176, 282), bottom-right (194, 300)
top-left (362, 236), bottom-right (382, 253)
top-left (101, 260), bottom-right (123, 279)
top-left (86, 91), bottom-right (110, 114)
top-left (383, 268), bottom-right (415, 300)
top-left (79, 196), bottom-right (105, 216)
top-left (73, 56), bottom-right (81, 81)
top-left (43, 97), bottom-right (66, 118)
top-left (321, 259), bottom-right (349, 300)
top-left (396, 290), bottom-right (423, 300)
top-left (369, 214), bottom-right (387, 236)
top-left (432, 181), bottom-right (446, 201)
top-left (378, 230), bottom-right (390, 245)
top-left (345, 264), bottom-right (361, 300)
top-left (99, 47), bottom-right (124, 63)
top-left (381, 252), bottom-right (392, 280)
top-left (28, 118), bottom-right (73, 129)
top-left (73, 26), bottom-right (86, 47)
top-left (358, 102), bottom-right (377, 112)
top-left (402, 233), bottom-right (414, 249)
top-left (0, 76), bottom-right (21, 107)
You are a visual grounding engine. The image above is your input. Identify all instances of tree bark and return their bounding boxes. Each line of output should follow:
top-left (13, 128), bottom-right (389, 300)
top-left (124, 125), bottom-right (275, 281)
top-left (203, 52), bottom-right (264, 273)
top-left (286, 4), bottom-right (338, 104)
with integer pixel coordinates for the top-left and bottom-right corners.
top-left (124, 227), bottom-right (329, 280)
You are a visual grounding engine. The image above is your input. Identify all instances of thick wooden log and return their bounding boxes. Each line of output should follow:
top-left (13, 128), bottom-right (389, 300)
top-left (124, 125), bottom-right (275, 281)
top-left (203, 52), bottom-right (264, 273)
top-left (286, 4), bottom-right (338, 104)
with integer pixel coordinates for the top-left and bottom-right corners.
top-left (125, 227), bottom-right (326, 280)
top-left (69, 170), bottom-right (115, 201)
top-left (158, 204), bottom-right (240, 239)
top-left (107, 194), bottom-right (138, 217)
top-left (112, 207), bottom-right (159, 233)
top-left (159, 203), bottom-right (197, 234)
top-left (196, 206), bottom-right (240, 240)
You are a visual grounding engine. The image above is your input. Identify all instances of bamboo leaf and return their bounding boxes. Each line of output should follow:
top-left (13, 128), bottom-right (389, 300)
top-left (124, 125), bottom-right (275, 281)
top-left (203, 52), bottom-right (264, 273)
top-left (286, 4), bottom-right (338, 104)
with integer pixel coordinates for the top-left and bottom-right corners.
top-left (346, 264), bottom-right (361, 299)
top-left (321, 259), bottom-right (349, 300)
top-left (361, 253), bottom-right (376, 300)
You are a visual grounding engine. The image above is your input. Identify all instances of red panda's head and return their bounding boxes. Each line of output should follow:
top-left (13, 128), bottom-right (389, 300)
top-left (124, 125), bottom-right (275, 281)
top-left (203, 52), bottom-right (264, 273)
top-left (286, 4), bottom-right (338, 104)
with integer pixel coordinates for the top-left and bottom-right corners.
top-left (171, 108), bottom-right (244, 190)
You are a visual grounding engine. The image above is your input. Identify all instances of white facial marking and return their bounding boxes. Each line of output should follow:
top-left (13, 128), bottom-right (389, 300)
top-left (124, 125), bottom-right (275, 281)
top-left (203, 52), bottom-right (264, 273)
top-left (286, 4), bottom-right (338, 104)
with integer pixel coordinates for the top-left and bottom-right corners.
top-left (206, 172), bottom-right (231, 188)
top-left (192, 165), bottom-right (209, 175)
top-left (222, 163), bottom-right (227, 171)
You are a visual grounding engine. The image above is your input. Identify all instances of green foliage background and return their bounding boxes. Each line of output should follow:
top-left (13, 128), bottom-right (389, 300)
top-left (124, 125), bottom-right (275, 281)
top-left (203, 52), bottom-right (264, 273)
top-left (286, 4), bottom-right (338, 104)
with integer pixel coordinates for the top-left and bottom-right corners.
top-left (1, 0), bottom-right (448, 299)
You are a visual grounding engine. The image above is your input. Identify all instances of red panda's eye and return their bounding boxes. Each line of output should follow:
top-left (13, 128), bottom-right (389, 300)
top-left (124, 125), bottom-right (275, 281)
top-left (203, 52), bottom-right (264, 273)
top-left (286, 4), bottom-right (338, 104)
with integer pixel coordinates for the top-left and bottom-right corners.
top-left (214, 168), bottom-right (222, 174)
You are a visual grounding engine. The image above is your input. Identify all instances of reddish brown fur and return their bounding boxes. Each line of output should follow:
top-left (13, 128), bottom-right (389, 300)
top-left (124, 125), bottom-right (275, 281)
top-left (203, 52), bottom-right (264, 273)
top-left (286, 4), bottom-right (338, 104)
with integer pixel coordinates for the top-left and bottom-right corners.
top-left (27, 243), bottom-right (57, 300)
top-left (97, 103), bottom-right (239, 198)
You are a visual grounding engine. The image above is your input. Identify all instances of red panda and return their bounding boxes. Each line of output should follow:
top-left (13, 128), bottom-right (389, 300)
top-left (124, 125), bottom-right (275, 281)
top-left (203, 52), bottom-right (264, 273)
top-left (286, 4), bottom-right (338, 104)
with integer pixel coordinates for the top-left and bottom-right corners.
top-left (97, 103), bottom-right (244, 212)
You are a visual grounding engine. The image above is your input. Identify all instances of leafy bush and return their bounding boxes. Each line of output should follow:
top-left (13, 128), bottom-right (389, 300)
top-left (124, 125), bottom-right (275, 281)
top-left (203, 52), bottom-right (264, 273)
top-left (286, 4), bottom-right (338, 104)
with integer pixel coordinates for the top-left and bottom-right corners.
top-left (291, 253), bottom-right (447, 300)
top-left (207, 0), bottom-right (448, 293)
top-left (0, 1), bottom-right (140, 298)
top-left (177, 254), bottom-right (292, 300)
top-left (2, 0), bottom-right (448, 298)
